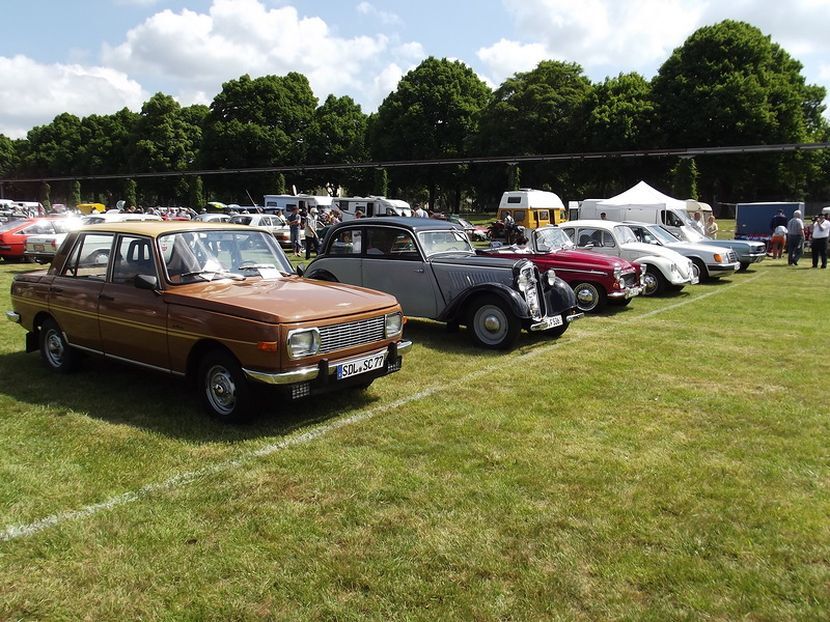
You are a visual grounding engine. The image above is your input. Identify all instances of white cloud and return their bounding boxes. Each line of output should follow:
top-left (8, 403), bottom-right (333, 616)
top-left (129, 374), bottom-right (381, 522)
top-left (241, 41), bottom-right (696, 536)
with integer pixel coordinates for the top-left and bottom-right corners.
top-left (477, 39), bottom-right (553, 85)
top-left (102, 0), bottom-right (414, 110)
top-left (356, 2), bottom-right (402, 26)
top-left (0, 55), bottom-right (147, 138)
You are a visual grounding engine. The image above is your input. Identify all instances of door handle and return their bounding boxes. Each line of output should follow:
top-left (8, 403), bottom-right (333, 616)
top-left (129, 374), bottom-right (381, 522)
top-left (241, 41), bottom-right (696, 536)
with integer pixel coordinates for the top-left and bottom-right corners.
top-left (414, 268), bottom-right (424, 273)
top-left (99, 294), bottom-right (115, 302)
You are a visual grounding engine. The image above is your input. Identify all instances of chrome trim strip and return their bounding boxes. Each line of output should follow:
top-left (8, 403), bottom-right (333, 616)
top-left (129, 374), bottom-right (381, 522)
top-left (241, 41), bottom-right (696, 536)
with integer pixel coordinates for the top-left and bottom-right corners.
top-left (5, 310), bottom-right (20, 323)
top-left (566, 312), bottom-right (584, 323)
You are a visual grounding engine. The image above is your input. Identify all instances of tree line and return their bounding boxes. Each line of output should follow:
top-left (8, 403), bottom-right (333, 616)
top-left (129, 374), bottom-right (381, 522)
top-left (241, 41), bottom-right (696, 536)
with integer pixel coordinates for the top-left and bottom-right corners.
top-left (0, 20), bottom-right (828, 212)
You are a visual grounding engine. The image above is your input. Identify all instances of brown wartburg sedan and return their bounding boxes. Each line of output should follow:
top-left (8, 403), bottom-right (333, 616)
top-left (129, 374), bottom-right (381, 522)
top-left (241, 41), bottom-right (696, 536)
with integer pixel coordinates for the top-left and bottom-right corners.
top-left (6, 222), bottom-right (411, 422)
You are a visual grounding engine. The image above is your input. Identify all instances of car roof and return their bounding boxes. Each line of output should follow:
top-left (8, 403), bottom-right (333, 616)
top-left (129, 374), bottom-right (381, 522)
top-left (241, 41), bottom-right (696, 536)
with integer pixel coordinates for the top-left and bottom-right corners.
top-left (77, 221), bottom-right (257, 237)
top-left (561, 220), bottom-right (623, 229)
top-left (330, 216), bottom-right (459, 233)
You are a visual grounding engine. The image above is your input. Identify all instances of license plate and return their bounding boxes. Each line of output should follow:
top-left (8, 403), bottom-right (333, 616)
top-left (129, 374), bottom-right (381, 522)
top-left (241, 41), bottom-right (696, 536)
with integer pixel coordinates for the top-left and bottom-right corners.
top-left (534, 315), bottom-right (564, 331)
top-left (34, 244), bottom-right (44, 252)
top-left (337, 352), bottom-right (386, 380)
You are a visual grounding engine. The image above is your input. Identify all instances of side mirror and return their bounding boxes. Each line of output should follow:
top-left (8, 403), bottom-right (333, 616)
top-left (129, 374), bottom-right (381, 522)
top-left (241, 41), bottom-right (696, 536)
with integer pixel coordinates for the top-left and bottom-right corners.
top-left (295, 264), bottom-right (305, 277)
top-left (134, 274), bottom-right (159, 290)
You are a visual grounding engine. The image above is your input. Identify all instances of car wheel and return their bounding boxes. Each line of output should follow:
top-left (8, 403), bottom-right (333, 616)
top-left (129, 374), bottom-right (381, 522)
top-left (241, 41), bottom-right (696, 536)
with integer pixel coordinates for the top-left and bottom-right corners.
top-left (572, 282), bottom-right (607, 313)
top-left (467, 295), bottom-right (521, 350)
top-left (691, 258), bottom-right (707, 281)
top-left (198, 350), bottom-right (255, 423)
top-left (87, 249), bottom-right (110, 264)
top-left (641, 267), bottom-right (667, 296)
top-left (39, 318), bottom-right (80, 373)
top-left (738, 262), bottom-right (750, 272)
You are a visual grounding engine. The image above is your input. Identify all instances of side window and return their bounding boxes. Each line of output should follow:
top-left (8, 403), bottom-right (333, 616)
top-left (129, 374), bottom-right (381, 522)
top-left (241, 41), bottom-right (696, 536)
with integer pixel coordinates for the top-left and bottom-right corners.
top-left (576, 228), bottom-right (599, 247)
top-left (561, 228), bottom-right (575, 242)
top-left (61, 233), bottom-right (113, 280)
top-left (601, 231), bottom-right (617, 248)
top-left (538, 210), bottom-right (550, 222)
top-left (329, 229), bottom-right (362, 255)
top-left (365, 228), bottom-right (419, 259)
top-left (112, 235), bottom-right (156, 284)
top-left (662, 210), bottom-right (683, 227)
top-left (513, 210), bottom-right (526, 223)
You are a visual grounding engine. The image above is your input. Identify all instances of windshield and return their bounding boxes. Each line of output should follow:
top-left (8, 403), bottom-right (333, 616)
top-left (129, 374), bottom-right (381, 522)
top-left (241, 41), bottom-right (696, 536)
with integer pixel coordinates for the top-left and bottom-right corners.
top-left (647, 225), bottom-right (681, 244)
top-left (613, 225), bottom-right (638, 244)
top-left (158, 229), bottom-right (292, 283)
top-left (682, 226), bottom-right (706, 242)
top-left (534, 227), bottom-right (574, 252)
top-left (417, 229), bottom-right (474, 257)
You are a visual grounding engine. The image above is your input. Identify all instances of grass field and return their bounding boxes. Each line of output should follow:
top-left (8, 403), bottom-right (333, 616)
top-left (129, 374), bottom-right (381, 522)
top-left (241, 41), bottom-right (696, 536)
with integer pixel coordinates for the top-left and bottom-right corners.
top-left (0, 247), bottom-right (828, 620)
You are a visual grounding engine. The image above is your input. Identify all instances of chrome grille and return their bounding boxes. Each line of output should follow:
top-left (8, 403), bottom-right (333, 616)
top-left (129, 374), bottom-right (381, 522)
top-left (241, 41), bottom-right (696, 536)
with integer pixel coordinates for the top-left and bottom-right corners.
top-left (727, 251), bottom-right (738, 263)
top-left (319, 316), bottom-right (386, 354)
top-left (622, 273), bottom-right (639, 288)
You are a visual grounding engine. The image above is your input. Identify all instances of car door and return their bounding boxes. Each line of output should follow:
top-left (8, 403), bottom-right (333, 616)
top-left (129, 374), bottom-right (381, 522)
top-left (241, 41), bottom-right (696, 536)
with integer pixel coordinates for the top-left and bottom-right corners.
top-left (361, 226), bottom-right (437, 318)
top-left (316, 226), bottom-right (364, 285)
top-left (98, 234), bottom-right (169, 370)
top-left (48, 232), bottom-right (114, 352)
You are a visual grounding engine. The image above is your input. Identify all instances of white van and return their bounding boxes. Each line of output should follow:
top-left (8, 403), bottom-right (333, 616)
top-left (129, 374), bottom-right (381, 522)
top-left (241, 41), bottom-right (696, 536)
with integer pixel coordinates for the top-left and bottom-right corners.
top-left (262, 194), bottom-right (334, 214)
top-left (333, 196), bottom-right (412, 220)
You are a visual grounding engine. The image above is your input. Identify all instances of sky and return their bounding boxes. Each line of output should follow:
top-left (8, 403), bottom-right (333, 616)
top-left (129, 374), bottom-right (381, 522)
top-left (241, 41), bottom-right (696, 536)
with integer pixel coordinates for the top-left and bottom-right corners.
top-left (1, 0), bottom-right (829, 139)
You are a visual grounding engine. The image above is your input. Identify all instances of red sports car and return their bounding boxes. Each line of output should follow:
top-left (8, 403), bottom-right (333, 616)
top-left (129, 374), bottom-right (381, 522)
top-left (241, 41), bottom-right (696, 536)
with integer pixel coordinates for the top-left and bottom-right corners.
top-left (0, 218), bottom-right (68, 262)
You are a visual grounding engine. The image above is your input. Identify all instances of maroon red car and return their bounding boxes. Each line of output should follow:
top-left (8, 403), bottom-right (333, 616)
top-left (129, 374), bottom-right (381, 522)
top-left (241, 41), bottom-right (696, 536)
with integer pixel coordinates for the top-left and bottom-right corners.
top-left (481, 225), bottom-right (644, 312)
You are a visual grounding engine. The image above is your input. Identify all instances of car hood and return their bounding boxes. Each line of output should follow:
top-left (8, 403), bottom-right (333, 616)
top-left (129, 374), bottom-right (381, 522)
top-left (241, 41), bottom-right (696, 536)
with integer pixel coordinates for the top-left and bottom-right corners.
top-left (666, 241), bottom-right (733, 257)
top-left (626, 242), bottom-right (686, 263)
top-left (483, 247), bottom-right (636, 272)
top-left (162, 276), bottom-right (399, 324)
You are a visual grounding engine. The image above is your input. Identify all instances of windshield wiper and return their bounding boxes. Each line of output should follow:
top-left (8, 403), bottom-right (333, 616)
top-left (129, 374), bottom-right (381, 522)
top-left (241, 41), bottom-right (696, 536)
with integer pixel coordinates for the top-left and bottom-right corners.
top-left (178, 270), bottom-right (245, 281)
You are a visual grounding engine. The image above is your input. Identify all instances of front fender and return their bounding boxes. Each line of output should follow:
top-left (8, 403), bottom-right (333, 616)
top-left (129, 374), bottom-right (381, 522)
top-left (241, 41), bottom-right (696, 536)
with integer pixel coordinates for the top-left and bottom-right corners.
top-left (545, 277), bottom-right (578, 314)
top-left (635, 254), bottom-right (674, 278)
top-left (438, 283), bottom-right (529, 323)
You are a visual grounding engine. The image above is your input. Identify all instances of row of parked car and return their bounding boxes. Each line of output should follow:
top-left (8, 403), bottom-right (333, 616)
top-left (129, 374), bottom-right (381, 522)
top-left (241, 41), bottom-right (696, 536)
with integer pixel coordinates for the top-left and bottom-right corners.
top-left (4, 214), bottom-right (764, 423)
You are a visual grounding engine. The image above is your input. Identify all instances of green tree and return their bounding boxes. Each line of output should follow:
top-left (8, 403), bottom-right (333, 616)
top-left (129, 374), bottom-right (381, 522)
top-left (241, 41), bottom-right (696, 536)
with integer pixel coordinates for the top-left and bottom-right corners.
top-left (369, 57), bottom-right (492, 209)
top-left (200, 73), bottom-right (317, 200)
top-left (475, 61), bottom-right (593, 201)
top-left (0, 134), bottom-right (17, 178)
top-left (19, 113), bottom-right (83, 177)
top-left (40, 181), bottom-right (51, 210)
top-left (373, 167), bottom-right (389, 196)
top-left (124, 178), bottom-right (138, 209)
top-left (189, 176), bottom-right (205, 211)
top-left (70, 180), bottom-right (81, 208)
top-left (306, 95), bottom-right (369, 194)
top-left (670, 158), bottom-right (699, 199)
top-left (652, 20), bottom-right (827, 201)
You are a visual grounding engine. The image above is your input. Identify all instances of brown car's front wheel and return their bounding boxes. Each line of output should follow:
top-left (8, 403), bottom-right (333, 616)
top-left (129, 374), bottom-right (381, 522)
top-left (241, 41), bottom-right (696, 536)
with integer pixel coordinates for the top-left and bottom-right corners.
top-left (198, 350), bottom-right (255, 423)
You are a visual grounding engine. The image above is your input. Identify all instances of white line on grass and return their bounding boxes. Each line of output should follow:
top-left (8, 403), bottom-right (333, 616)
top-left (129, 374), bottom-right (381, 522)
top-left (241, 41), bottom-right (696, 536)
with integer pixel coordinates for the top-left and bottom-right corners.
top-left (0, 272), bottom-right (765, 543)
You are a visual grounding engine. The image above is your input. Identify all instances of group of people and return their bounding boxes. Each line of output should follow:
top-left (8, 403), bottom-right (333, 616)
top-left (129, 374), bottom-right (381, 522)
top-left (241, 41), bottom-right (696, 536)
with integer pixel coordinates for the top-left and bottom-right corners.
top-left (284, 205), bottom-right (346, 258)
top-left (769, 208), bottom-right (829, 268)
top-left (690, 211), bottom-right (719, 237)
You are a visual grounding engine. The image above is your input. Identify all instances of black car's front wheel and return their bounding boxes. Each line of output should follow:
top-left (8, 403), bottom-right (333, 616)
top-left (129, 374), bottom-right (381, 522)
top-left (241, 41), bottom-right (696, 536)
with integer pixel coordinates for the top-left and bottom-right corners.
top-left (467, 295), bottom-right (521, 350)
top-left (198, 350), bottom-right (255, 423)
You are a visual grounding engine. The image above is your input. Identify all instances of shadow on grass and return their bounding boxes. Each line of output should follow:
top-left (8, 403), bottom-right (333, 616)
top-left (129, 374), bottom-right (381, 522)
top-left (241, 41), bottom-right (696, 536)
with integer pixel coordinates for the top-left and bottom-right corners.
top-left (0, 349), bottom-right (382, 443)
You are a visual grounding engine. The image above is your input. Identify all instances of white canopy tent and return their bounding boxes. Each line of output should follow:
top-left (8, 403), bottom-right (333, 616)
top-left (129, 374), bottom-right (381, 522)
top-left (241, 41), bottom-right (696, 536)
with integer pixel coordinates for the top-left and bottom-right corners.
top-left (597, 181), bottom-right (688, 211)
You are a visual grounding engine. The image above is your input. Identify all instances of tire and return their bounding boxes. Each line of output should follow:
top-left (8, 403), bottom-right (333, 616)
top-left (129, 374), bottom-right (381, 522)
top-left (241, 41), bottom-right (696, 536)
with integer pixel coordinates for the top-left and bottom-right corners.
top-left (197, 350), bottom-right (255, 423)
top-left (738, 262), bottom-right (750, 272)
top-left (572, 282), bottom-right (607, 313)
top-left (641, 267), bottom-right (667, 296)
top-left (691, 258), bottom-right (707, 281)
top-left (467, 295), bottom-right (521, 350)
top-left (39, 318), bottom-right (80, 373)
top-left (87, 249), bottom-right (110, 265)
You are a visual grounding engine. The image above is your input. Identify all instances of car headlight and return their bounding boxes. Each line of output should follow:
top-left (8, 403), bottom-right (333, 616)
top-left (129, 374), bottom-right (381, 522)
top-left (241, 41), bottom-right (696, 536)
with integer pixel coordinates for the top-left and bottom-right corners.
top-left (287, 328), bottom-right (320, 359)
top-left (613, 263), bottom-right (622, 279)
top-left (517, 267), bottom-right (533, 292)
top-left (546, 268), bottom-right (557, 286)
top-left (384, 312), bottom-right (403, 337)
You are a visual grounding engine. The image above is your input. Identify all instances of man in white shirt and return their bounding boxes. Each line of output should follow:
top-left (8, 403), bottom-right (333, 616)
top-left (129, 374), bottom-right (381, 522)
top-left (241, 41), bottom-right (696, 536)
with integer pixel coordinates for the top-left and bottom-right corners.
top-left (811, 213), bottom-right (829, 269)
top-left (413, 204), bottom-right (427, 218)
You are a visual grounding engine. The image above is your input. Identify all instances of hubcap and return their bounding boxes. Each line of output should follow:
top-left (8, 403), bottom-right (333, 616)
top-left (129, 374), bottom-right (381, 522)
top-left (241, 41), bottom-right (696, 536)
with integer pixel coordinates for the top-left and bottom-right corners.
top-left (474, 305), bottom-right (508, 346)
top-left (643, 273), bottom-right (658, 296)
top-left (46, 330), bottom-right (64, 366)
top-left (483, 313), bottom-right (502, 332)
top-left (575, 285), bottom-right (598, 311)
top-left (206, 365), bottom-right (236, 415)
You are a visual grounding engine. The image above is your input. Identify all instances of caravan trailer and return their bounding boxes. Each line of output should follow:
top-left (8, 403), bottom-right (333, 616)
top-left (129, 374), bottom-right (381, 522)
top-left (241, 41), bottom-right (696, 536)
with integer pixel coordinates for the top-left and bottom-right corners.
top-left (262, 194), bottom-right (334, 214)
top-left (333, 196), bottom-right (412, 220)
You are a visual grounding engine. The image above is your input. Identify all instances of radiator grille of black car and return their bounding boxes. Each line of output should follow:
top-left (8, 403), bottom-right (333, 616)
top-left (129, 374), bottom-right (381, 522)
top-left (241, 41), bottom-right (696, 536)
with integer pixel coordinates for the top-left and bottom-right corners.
top-left (319, 316), bottom-right (386, 354)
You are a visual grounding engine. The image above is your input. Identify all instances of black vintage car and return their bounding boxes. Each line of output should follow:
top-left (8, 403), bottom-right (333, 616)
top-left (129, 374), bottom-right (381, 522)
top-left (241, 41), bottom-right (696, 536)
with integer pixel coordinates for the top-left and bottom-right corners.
top-left (304, 217), bottom-right (582, 350)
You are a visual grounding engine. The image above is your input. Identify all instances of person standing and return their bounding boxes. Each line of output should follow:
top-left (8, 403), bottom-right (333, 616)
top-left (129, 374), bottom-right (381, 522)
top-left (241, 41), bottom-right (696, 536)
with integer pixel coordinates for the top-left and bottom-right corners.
top-left (705, 215), bottom-right (719, 238)
top-left (786, 209), bottom-right (806, 266)
top-left (414, 204), bottom-right (427, 218)
top-left (770, 223), bottom-right (788, 259)
top-left (811, 213), bottom-right (829, 269)
top-left (304, 208), bottom-right (320, 259)
top-left (692, 211), bottom-right (705, 233)
top-left (286, 206), bottom-right (302, 256)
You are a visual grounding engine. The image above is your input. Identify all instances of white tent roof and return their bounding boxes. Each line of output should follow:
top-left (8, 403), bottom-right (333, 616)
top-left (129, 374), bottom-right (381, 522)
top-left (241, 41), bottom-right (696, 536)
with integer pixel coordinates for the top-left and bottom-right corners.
top-left (597, 181), bottom-right (687, 210)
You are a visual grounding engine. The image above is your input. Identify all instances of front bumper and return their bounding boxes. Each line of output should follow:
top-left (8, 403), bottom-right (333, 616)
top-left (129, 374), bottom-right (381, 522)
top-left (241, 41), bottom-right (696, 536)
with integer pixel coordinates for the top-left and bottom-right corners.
top-left (529, 311), bottom-right (583, 332)
top-left (609, 285), bottom-right (643, 300)
top-left (243, 340), bottom-right (412, 389)
top-left (707, 261), bottom-right (740, 275)
top-left (5, 310), bottom-right (20, 323)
